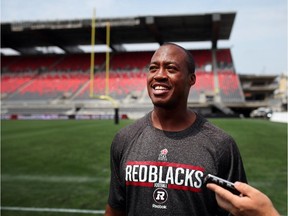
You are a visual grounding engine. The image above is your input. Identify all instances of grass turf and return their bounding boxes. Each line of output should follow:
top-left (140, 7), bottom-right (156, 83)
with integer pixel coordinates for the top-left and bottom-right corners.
top-left (1, 118), bottom-right (287, 215)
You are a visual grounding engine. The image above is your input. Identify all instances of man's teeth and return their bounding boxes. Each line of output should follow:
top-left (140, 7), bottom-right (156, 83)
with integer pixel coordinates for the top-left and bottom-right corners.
top-left (155, 86), bottom-right (167, 90)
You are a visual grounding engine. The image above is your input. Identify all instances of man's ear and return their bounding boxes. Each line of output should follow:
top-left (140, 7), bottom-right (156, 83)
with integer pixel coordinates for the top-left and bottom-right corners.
top-left (189, 73), bottom-right (196, 86)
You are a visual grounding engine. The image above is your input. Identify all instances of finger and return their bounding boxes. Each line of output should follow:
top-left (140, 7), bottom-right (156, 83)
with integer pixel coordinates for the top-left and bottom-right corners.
top-left (207, 183), bottom-right (238, 213)
top-left (215, 193), bottom-right (235, 213)
top-left (206, 183), bottom-right (236, 201)
top-left (234, 182), bottom-right (259, 197)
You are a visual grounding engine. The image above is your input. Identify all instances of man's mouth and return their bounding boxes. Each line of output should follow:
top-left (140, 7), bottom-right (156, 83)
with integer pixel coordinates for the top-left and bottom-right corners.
top-left (152, 84), bottom-right (170, 95)
top-left (154, 86), bottom-right (168, 90)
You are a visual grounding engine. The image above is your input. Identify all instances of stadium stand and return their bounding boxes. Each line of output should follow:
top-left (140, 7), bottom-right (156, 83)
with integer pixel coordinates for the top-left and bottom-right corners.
top-left (218, 71), bottom-right (245, 103)
top-left (75, 71), bottom-right (147, 100)
top-left (2, 13), bottom-right (283, 119)
top-left (191, 50), bottom-right (212, 71)
top-left (52, 53), bottom-right (105, 72)
top-left (4, 72), bottom-right (88, 101)
top-left (1, 55), bottom-right (60, 72)
top-left (110, 51), bottom-right (152, 72)
top-left (189, 71), bottom-right (214, 103)
top-left (216, 49), bottom-right (234, 70)
top-left (1, 72), bottom-right (36, 95)
top-left (1, 49), bottom-right (244, 104)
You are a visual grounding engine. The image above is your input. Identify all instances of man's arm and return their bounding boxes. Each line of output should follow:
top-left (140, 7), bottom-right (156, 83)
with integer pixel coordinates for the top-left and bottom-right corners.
top-left (104, 204), bottom-right (126, 216)
top-left (207, 182), bottom-right (280, 216)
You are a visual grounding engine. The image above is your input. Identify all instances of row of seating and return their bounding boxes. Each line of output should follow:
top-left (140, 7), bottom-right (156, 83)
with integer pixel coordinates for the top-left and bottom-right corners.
top-left (1, 49), bottom-right (241, 102)
top-left (2, 70), bottom-right (244, 103)
top-left (218, 71), bottom-right (244, 102)
top-left (1, 49), bottom-right (234, 73)
top-left (1, 52), bottom-right (151, 73)
top-left (1, 73), bottom-right (36, 94)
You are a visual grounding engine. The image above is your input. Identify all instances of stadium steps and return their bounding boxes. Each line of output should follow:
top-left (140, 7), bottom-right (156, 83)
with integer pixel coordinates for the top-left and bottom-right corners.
top-left (70, 59), bottom-right (107, 100)
top-left (70, 79), bottom-right (91, 100)
top-left (212, 102), bottom-right (235, 115)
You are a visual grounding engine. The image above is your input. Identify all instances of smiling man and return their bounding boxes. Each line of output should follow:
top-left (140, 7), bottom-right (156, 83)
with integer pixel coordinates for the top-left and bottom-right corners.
top-left (104, 43), bottom-right (247, 216)
top-left (147, 43), bottom-right (196, 131)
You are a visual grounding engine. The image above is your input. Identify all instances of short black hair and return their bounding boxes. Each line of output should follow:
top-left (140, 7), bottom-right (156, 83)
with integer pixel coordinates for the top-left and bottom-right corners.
top-left (161, 43), bottom-right (195, 74)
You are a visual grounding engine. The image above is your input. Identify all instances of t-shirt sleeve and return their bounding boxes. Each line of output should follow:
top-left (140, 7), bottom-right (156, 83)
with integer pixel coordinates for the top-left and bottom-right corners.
top-left (107, 116), bottom-right (147, 211)
top-left (215, 136), bottom-right (247, 216)
top-left (217, 135), bottom-right (247, 183)
top-left (107, 133), bottom-right (126, 211)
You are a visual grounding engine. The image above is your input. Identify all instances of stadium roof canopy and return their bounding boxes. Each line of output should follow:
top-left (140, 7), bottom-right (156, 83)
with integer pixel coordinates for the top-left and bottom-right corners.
top-left (1, 12), bottom-right (236, 55)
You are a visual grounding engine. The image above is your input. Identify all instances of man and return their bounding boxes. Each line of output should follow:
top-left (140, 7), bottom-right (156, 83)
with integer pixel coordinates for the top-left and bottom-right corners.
top-left (105, 43), bottom-right (247, 216)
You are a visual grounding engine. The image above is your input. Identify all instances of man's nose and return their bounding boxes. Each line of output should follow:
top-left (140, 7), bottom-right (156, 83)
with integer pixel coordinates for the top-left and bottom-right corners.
top-left (154, 68), bottom-right (168, 80)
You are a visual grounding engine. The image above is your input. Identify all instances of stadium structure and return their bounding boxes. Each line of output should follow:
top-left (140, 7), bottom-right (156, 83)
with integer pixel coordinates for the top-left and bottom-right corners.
top-left (1, 12), bottom-right (286, 120)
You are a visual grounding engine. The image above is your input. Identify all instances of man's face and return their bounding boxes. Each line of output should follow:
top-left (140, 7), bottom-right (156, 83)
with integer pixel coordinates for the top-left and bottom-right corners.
top-left (147, 44), bottom-right (195, 108)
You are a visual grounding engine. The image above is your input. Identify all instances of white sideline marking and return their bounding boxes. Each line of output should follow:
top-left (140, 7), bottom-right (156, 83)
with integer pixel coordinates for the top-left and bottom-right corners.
top-left (1, 174), bottom-right (109, 183)
top-left (1, 206), bottom-right (105, 214)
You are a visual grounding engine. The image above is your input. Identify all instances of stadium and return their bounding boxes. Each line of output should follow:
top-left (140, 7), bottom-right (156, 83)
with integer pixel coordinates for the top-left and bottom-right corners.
top-left (1, 12), bottom-right (287, 120)
top-left (1, 12), bottom-right (287, 215)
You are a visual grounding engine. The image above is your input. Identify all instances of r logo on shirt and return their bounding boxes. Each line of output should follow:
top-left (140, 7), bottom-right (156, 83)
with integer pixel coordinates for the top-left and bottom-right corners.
top-left (153, 188), bottom-right (168, 204)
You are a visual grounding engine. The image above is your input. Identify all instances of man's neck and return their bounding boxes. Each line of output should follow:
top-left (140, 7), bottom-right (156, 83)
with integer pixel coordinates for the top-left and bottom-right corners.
top-left (151, 107), bottom-right (196, 132)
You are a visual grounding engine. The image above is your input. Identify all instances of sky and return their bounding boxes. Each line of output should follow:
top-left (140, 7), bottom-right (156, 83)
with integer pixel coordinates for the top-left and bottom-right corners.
top-left (1, 0), bottom-right (287, 75)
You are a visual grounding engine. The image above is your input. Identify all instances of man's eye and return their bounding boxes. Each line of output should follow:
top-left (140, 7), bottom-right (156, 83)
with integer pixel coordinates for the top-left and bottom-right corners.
top-left (167, 66), bottom-right (177, 72)
top-left (149, 66), bottom-right (157, 72)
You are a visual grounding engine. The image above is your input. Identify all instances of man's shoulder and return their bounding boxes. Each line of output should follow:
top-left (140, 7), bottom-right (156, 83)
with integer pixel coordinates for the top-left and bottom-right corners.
top-left (117, 114), bottom-right (149, 138)
top-left (111, 114), bottom-right (149, 153)
top-left (196, 115), bottom-right (234, 142)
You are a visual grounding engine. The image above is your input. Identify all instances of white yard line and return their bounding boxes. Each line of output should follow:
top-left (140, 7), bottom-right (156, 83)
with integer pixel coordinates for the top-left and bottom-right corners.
top-left (1, 206), bottom-right (105, 214)
top-left (1, 174), bottom-right (109, 183)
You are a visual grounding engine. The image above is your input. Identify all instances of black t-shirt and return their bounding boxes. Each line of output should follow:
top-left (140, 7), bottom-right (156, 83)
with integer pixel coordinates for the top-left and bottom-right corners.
top-left (108, 112), bottom-right (247, 216)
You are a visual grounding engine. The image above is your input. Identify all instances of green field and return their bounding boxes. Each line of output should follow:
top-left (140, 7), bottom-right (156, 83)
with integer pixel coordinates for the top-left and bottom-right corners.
top-left (1, 118), bottom-right (287, 215)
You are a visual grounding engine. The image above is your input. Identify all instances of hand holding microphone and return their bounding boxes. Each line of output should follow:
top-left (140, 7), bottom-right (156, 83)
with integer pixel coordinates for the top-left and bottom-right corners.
top-left (206, 179), bottom-right (280, 216)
